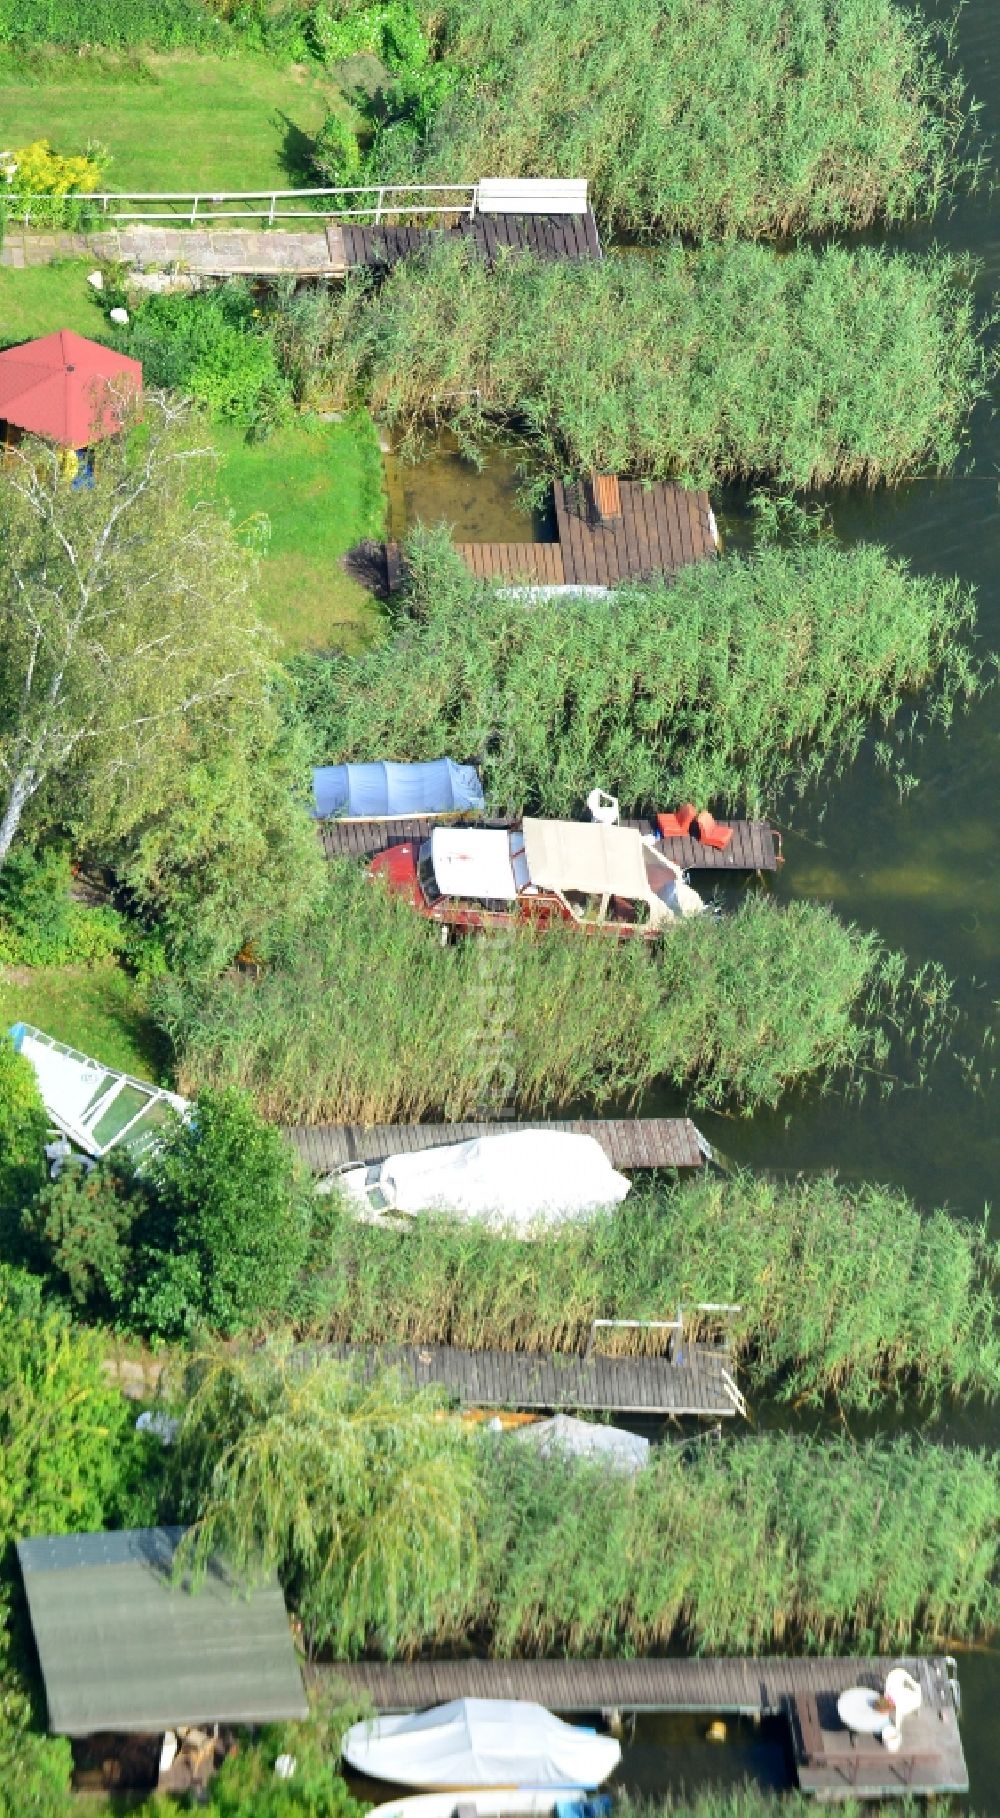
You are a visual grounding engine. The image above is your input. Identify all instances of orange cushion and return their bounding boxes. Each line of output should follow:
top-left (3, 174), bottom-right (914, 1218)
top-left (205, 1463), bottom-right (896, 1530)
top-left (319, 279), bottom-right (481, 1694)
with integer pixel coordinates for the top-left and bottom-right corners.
top-left (695, 810), bottom-right (733, 850)
top-left (657, 804), bottom-right (696, 838)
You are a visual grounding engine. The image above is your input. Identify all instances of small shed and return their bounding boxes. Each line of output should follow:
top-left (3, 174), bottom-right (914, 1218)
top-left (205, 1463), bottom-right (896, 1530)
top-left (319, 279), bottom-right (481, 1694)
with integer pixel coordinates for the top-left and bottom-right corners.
top-left (0, 329), bottom-right (141, 449)
top-left (17, 1527), bottom-right (308, 1739)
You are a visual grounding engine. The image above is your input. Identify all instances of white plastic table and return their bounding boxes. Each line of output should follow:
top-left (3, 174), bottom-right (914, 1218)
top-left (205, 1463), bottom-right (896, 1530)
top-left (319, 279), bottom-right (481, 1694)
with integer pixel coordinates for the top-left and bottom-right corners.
top-left (837, 1687), bottom-right (891, 1736)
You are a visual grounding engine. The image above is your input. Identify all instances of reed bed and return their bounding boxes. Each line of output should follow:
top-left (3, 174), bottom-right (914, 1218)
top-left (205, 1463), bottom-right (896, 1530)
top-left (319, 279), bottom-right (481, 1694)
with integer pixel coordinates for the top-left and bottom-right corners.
top-left (291, 530), bottom-right (984, 818)
top-left (154, 862), bottom-right (940, 1122)
top-left (319, 240), bottom-right (989, 488)
top-left (422, 1434), bottom-right (1000, 1658)
top-left (384, 0), bottom-right (973, 238)
top-left (301, 1172), bottom-right (1000, 1409)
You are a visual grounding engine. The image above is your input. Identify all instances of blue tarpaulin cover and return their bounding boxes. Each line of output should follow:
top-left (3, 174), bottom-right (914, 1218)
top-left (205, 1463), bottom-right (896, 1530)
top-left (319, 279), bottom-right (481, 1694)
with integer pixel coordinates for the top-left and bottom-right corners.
top-left (311, 759), bottom-right (485, 820)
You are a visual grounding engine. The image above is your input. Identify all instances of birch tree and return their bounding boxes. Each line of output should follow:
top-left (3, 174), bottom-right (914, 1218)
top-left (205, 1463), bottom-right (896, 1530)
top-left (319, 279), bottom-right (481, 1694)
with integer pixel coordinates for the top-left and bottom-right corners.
top-left (0, 390), bottom-right (263, 868)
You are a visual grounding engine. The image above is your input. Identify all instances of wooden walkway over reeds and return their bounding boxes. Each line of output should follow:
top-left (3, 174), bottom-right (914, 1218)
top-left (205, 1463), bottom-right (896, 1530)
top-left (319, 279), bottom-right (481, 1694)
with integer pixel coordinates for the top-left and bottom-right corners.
top-left (434, 479), bottom-right (718, 594)
top-left (318, 814), bottom-right (779, 873)
top-left (285, 1117), bottom-right (709, 1174)
top-left (342, 210), bottom-right (601, 272)
top-left (315, 1656), bottom-right (968, 1800)
top-left (331, 1341), bottom-right (738, 1417)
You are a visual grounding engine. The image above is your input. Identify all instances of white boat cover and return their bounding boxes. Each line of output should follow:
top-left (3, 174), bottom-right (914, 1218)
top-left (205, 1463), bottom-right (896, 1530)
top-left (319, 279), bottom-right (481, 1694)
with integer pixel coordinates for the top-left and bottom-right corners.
top-left (360, 1130), bottom-right (630, 1227)
top-left (431, 828), bottom-right (527, 902)
top-left (513, 1414), bottom-right (649, 1474)
top-left (10, 1022), bottom-right (188, 1160)
top-left (522, 820), bottom-right (702, 924)
top-left (311, 759), bottom-right (484, 820)
top-left (343, 1699), bottom-right (621, 1790)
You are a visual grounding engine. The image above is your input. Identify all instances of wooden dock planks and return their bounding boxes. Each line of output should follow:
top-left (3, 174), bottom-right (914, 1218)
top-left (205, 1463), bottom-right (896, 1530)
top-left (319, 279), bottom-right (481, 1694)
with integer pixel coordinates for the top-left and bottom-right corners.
top-left (285, 1116), bottom-right (707, 1174)
top-left (312, 1656), bottom-right (968, 1798)
top-left (454, 543), bottom-right (565, 585)
top-left (317, 814), bottom-right (778, 872)
top-left (330, 1341), bottom-right (735, 1416)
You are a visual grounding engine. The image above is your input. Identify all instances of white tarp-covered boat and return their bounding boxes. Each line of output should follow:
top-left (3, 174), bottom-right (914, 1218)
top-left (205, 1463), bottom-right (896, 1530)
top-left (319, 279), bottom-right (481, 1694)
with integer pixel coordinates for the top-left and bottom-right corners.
top-left (10, 1022), bottom-right (188, 1161)
top-left (512, 1414), bottom-right (649, 1475)
top-left (343, 1700), bottom-right (621, 1790)
top-left (333, 1129), bottom-right (631, 1229)
top-left (366, 1793), bottom-right (611, 1818)
top-left (311, 759), bottom-right (485, 821)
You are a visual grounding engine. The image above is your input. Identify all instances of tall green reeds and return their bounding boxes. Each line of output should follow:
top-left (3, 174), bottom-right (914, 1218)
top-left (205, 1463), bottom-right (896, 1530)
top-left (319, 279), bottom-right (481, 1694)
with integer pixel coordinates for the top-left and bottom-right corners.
top-left (300, 1172), bottom-right (1000, 1409)
top-left (380, 0), bottom-right (974, 238)
top-left (318, 239), bottom-right (990, 487)
top-left (154, 861), bottom-right (948, 1121)
top-left (291, 530), bottom-right (985, 817)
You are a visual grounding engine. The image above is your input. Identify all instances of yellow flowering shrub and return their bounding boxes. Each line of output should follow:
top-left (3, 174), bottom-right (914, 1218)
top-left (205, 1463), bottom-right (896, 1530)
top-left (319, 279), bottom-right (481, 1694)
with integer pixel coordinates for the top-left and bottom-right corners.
top-left (1, 139), bottom-right (110, 222)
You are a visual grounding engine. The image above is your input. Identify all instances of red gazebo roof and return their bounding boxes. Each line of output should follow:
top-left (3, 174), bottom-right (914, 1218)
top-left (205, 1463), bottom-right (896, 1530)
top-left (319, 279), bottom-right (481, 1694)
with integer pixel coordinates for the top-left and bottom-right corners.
top-left (0, 329), bottom-right (142, 446)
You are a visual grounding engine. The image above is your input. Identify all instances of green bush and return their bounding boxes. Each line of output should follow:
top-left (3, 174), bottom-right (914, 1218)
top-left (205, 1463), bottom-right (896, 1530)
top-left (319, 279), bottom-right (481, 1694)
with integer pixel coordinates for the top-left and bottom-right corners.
top-left (311, 111), bottom-right (362, 185)
top-left (21, 1160), bottom-right (140, 1316)
top-left (310, 1171), bottom-right (1000, 1408)
top-left (132, 1088), bottom-right (311, 1338)
top-left (375, 0), bottom-right (974, 238)
top-left (0, 1039), bottom-right (47, 1241)
top-left (156, 862), bottom-right (944, 1123)
top-left (290, 529), bottom-right (984, 816)
top-left (104, 286), bottom-right (291, 436)
top-left (0, 0), bottom-right (309, 55)
top-left (0, 847), bottom-right (125, 968)
top-left (319, 239), bottom-right (991, 488)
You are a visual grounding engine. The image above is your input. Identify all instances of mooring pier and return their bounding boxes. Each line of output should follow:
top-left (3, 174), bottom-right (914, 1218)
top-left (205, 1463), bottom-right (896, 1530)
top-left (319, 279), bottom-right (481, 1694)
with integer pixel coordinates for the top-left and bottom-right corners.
top-left (316, 1655), bottom-right (968, 1801)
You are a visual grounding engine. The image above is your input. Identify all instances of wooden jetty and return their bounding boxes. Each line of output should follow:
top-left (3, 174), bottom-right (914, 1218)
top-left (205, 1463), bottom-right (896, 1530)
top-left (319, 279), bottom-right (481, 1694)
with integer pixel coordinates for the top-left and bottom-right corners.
top-left (449, 478), bottom-right (718, 593)
top-left (315, 1656), bottom-right (968, 1801)
top-left (332, 1341), bottom-right (738, 1417)
top-left (285, 1116), bottom-right (709, 1175)
top-left (342, 209), bottom-right (601, 272)
top-left (318, 814), bottom-right (778, 873)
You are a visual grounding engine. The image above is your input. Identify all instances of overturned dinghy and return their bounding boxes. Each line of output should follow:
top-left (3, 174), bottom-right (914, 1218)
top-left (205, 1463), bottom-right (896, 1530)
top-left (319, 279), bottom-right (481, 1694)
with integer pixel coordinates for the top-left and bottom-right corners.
top-left (334, 1129), bottom-right (631, 1229)
top-left (343, 1699), bottom-right (621, 1791)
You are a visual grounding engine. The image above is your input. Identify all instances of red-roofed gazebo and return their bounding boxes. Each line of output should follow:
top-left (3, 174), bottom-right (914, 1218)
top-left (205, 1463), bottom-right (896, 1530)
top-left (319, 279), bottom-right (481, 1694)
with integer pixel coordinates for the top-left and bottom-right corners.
top-left (0, 329), bottom-right (142, 448)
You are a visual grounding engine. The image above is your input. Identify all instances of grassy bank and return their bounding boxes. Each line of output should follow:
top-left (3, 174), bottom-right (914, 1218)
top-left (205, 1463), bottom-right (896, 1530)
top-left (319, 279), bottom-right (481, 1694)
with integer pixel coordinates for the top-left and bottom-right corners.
top-left (377, 0), bottom-right (972, 239)
top-left (0, 48), bottom-right (353, 192)
top-left (155, 862), bottom-right (948, 1121)
top-left (302, 1172), bottom-right (1000, 1409)
top-left (321, 241), bottom-right (989, 489)
top-left (0, 262), bottom-right (100, 345)
top-left (210, 413), bottom-right (385, 652)
top-left (0, 962), bottom-right (169, 1080)
top-left (292, 530), bottom-right (984, 815)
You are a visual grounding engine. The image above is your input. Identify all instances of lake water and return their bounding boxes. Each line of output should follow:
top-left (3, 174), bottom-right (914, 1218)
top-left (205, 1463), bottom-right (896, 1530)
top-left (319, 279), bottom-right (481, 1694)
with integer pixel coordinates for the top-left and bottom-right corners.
top-left (393, 0), bottom-right (1000, 1799)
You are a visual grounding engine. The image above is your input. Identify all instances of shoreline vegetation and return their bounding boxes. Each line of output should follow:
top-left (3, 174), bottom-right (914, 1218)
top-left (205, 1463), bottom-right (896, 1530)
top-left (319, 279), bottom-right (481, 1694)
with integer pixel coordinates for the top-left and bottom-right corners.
top-left (155, 864), bottom-right (954, 1122)
top-left (300, 1171), bottom-right (1000, 1410)
top-left (315, 240), bottom-right (990, 487)
top-left (174, 1346), bottom-right (1000, 1660)
top-left (292, 527), bottom-right (987, 817)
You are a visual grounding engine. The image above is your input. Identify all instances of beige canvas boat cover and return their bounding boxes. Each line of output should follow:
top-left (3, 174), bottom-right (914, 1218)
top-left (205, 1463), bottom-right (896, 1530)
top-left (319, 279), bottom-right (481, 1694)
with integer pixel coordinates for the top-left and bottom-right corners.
top-left (523, 818), bottom-right (653, 900)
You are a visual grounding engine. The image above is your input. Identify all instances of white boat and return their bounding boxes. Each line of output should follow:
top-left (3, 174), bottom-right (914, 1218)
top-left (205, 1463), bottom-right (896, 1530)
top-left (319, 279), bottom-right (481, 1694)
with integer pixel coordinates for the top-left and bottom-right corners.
top-left (326, 1129), bottom-right (630, 1230)
top-left (343, 1699), bottom-right (621, 1791)
top-left (366, 1793), bottom-right (609, 1818)
top-left (9, 1022), bottom-right (188, 1161)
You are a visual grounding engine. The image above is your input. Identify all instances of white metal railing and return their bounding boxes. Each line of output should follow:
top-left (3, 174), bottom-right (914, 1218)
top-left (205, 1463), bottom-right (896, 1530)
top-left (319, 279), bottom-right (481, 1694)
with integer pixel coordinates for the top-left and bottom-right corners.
top-left (1, 182), bottom-right (478, 228)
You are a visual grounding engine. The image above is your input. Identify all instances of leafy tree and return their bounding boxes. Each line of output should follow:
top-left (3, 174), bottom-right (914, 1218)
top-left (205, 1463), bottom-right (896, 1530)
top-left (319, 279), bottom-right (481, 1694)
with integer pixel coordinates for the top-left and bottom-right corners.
top-left (0, 1651), bottom-right (72, 1818)
top-left (170, 1344), bottom-right (478, 1654)
top-left (133, 1090), bottom-right (311, 1338)
top-left (0, 1278), bottom-right (133, 1554)
top-left (0, 391), bottom-right (263, 868)
top-left (21, 1160), bottom-right (139, 1317)
top-left (0, 1038), bottom-right (47, 1245)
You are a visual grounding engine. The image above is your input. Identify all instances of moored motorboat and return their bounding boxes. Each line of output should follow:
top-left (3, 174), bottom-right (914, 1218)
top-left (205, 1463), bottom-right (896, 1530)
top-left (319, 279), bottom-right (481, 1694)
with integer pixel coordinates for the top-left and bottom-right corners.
top-left (342, 1699), bottom-right (621, 1791)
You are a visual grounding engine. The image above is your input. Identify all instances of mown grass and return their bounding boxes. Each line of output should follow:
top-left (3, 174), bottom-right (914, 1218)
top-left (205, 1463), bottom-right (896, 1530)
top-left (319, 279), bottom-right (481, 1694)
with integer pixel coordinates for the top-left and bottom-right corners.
top-left (383, 0), bottom-right (974, 239)
top-left (154, 861), bottom-right (950, 1122)
top-left (209, 412), bottom-right (386, 653)
top-left (0, 48), bottom-right (355, 192)
top-left (319, 240), bottom-right (991, 489)
top-left (301, 1171), bottom-right (1000, 1409)
top-left (0, 961), bottom-right (170, 1081)
top-left (291, 528), bottom-right (985, 815)
top-left (0, 260), bottom-right (99, 345)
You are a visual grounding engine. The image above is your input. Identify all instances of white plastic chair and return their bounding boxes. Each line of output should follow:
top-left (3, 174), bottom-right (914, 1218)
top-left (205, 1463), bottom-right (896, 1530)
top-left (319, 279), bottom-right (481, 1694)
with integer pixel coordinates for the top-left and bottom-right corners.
top-left (587, 788), bottom-right (620, 825)
top-left (882, 1667), bottom-right (922, 1752)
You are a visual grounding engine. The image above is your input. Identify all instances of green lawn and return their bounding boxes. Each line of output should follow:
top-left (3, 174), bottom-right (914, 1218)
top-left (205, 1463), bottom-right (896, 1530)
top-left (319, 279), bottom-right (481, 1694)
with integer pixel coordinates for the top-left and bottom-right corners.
top-left (0, 49), bottom-right (359, 193)
top-left (210, 411), bottom-right (386, 651)
top-left (0, 260), bottom-right (102, 344)
top-left (0, 961), bottom-right (171, 1083)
